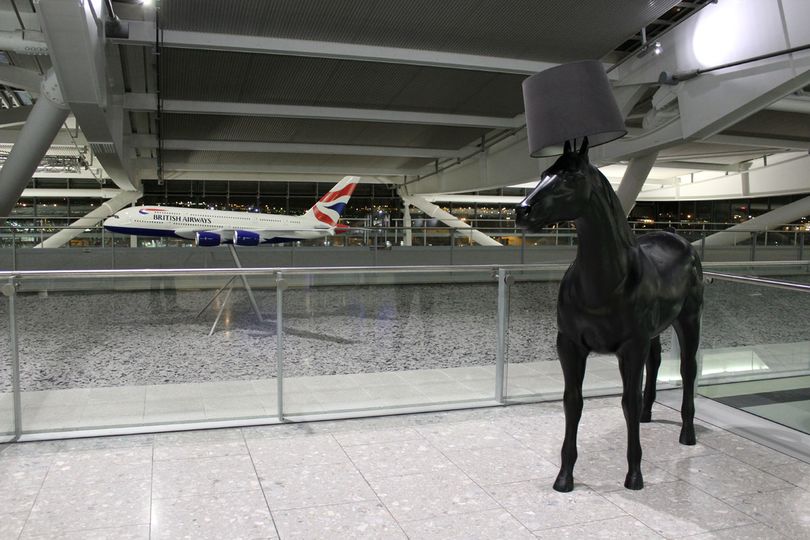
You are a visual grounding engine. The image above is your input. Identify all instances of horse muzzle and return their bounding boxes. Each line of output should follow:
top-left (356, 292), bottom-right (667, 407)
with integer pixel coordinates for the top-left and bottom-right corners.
top-left (515, 204), bottom-right (547, 232)
top-left (515, 204), bottom-right (531, 228)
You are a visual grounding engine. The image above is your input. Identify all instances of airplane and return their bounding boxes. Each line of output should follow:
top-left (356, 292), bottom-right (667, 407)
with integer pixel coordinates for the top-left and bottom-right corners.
top-left (103, 176), bottom-right (360, 246)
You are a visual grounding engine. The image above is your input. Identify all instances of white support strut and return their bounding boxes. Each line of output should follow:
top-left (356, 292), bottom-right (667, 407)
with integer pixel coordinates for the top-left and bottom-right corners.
top-left (35, 190), bottom-right (142, 248)
top-left (399, 192), bottom-right (502, 247)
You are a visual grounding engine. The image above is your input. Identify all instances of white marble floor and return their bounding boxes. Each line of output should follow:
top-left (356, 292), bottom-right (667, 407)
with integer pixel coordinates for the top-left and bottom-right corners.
top-left (1, 396), bottom-right (809, 539)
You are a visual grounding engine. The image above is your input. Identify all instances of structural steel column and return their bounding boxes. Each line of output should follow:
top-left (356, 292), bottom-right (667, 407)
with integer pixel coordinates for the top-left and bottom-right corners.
top-left (616, 152), bottom-right (658, 216)
top-left (700, 194), bottom-right (810, 248)
top-left (35, 190), bottom-right (141, 248)
top-left (0, 70), bottom-right (69, 218)
top-left (400, 192), bottom-right (502, 246)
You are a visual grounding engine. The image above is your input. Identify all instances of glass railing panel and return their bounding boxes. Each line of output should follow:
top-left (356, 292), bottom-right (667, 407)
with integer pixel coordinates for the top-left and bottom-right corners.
top-left (502, 266), bottom-right (629, 401)
top-left (697, 274), bottom-right (810, 386)
top-left (14, 271), bottom-right (279, 434)
top-left (696, 272), bottom-right (810, 434)
top-left (504, 265), bottom-right (683, 402)
top-left (278, 268), bottom-right (499, 416)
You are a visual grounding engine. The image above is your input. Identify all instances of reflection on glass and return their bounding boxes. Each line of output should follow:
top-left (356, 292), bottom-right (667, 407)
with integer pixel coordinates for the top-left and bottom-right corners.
top-left (16, 274), bottom-right (278, 434)
top-left (503, 267), bottom-right (627, 402)
top-left (280, 271), bottom-right (498, 416)
top-left (697, 272), bottom-right (810, 435)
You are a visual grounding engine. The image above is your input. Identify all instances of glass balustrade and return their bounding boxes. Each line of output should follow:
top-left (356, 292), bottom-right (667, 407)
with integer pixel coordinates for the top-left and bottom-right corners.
top-left (9, 271), bottom-right (279, 434)
top-left (277, 268), bottom-right (499, 417)
top-left (502, 266), bottom-right (635, 403)
top-left (0, 261), bottom-right (807, 439)
top-left (694, 269), bottom-right (810, 435)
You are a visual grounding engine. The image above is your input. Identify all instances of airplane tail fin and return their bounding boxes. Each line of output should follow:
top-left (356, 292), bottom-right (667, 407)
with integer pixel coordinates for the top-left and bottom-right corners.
top-left (302, 176), bottom-right (360, 228)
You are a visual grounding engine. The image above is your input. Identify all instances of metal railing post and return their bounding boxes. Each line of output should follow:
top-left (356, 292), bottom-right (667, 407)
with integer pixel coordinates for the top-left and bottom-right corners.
top-left (700, 233), bottom-right (706, 260)
top-left (372, 230), bottom-right (378, 266)
top-left (520, 231), bottom-right (526, 264)
top-left (449, 228), bottom-right (455, 265)
top-left (11, 228), bottom-right (16, 271)
top-left (3, 277), bottom-right (21, 440)
top-left (799, 231), bottom-right (805, 261)
top-left (750, 232), bottom-right (757, 261)
top-left (495, 268), bottom-right (511, 403)
top-left (275, 271), bottom-right (285, 422)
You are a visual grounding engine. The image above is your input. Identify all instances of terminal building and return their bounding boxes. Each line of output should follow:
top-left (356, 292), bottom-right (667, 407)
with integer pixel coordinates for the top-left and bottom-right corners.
top-left (0, 0), bottom-right (809, 538)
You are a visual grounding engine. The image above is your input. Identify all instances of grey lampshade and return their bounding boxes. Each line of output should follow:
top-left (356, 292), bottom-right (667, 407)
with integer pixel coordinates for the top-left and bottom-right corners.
top-left (522, 60), bottom-right (627, 157)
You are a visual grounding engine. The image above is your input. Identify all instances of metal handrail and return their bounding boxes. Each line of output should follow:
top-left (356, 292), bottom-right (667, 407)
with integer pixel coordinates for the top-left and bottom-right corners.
top-left (703, 271), bottom-right (810, 293)
top-left (0, 262), bottom-right (573, 280)
top-left (0, 260), bottom-right (806, 281)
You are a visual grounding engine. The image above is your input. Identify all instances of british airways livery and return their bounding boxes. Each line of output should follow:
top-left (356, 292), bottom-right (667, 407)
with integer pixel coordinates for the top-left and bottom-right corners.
top-left (103, 176), bottom-right (359, 246)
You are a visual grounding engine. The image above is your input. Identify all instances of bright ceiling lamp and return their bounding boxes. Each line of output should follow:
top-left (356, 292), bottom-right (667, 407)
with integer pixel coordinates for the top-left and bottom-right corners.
top-left (692, 0), bottom-right (744, 67)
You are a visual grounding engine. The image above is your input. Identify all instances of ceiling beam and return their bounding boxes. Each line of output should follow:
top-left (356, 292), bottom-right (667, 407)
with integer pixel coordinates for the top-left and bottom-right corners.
top-left (140, 170), bottom-right (366, 184)
top-left (116, 20), bottom-right (561, 75)
top-left (706, 134), bottom-right (810, 151)
top-left (130, 135), bottom-right (466, 159)
top-left (123, 93), bottom-right (523, 129)
top-left (146, 161), bottom-right (417, 177)
top-left (648, 160), bottom-right (746, 172)
top-left (0, 105), bottom-right (32, 128)
top-left (37, 0), bottom-right (139, 191)
top-left (20, 188), bottom-right (121, 198)
top-left (0, 131), bottom-right (79, 145)
top-left (0, 65), bottom-right (41, 94)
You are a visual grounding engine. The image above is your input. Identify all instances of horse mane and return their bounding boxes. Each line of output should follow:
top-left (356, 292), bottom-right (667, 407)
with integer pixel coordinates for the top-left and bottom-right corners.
top-left (588, 161), bottom-right (636, 247)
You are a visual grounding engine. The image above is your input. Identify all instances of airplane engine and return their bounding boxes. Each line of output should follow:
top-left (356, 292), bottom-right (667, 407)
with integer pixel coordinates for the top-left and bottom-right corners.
top-left (234, 230), bottom-right (261, 246)
top-left (195, 231), bottom-right (221, 247)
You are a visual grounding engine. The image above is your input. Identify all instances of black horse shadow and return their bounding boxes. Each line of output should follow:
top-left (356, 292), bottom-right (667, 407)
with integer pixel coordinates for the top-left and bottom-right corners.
top-left (516, 138), bottom-right (704, 491)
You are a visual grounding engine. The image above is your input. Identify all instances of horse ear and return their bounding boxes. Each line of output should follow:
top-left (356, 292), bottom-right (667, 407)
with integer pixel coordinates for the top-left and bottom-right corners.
top-left (563, 140), bottom-right (572, 154)
top-left (579, 136), bottom-right (590, 157)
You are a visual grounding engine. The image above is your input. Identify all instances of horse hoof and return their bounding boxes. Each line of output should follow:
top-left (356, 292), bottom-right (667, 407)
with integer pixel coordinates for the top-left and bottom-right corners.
top-left (624, 472), bottom-right (644, 490)
top-left (679, 429), bottom-right (696, 446)
top-left (640, 411), bottom-right (652, 423)
top-left (553, 474), bottom-right (574, 492)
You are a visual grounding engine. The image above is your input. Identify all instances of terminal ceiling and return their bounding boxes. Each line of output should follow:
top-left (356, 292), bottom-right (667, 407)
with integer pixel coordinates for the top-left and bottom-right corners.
top-left (1, 0), bottom-right (810, 203)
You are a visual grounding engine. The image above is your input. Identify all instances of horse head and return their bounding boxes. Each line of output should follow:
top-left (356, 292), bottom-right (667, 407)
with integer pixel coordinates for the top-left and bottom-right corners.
top-left (515, 138), bottom-right (597, 232)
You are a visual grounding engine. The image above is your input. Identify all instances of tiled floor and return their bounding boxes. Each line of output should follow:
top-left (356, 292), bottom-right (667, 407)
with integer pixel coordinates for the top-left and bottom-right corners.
top-left (1, 396), bottom-right (809, 539)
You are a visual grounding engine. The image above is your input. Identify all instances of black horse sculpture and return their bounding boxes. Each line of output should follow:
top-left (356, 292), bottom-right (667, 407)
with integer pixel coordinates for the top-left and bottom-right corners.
top-left (515, 138), bottom-right (703, 491)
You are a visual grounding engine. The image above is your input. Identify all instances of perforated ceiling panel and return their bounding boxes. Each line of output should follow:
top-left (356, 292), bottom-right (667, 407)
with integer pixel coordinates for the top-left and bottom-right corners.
top-left (161, 49), bottom-right (526, 117)
top-left (161, 0), bottom-right (682, 62)
top-left (162, 150), bottom-right (431, 172)
top-left (162, 115), bottom-right (490, 149)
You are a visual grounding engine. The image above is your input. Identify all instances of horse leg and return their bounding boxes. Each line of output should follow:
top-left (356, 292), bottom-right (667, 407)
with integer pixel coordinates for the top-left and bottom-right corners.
top-left (641, 335), bottom-right (662, 423)
top-left (553, 332), bottom-right (589, 493)
top-left (617, 339), bottom-right (650, 490)
top-left (673, 312), bottom-right (701, 445)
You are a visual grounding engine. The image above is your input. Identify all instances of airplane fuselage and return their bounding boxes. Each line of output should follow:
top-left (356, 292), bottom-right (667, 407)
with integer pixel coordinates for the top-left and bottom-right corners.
top-left (103, 175), bottom-right (359, 246)
top-left (104, 206), bottom-right (329, 244)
